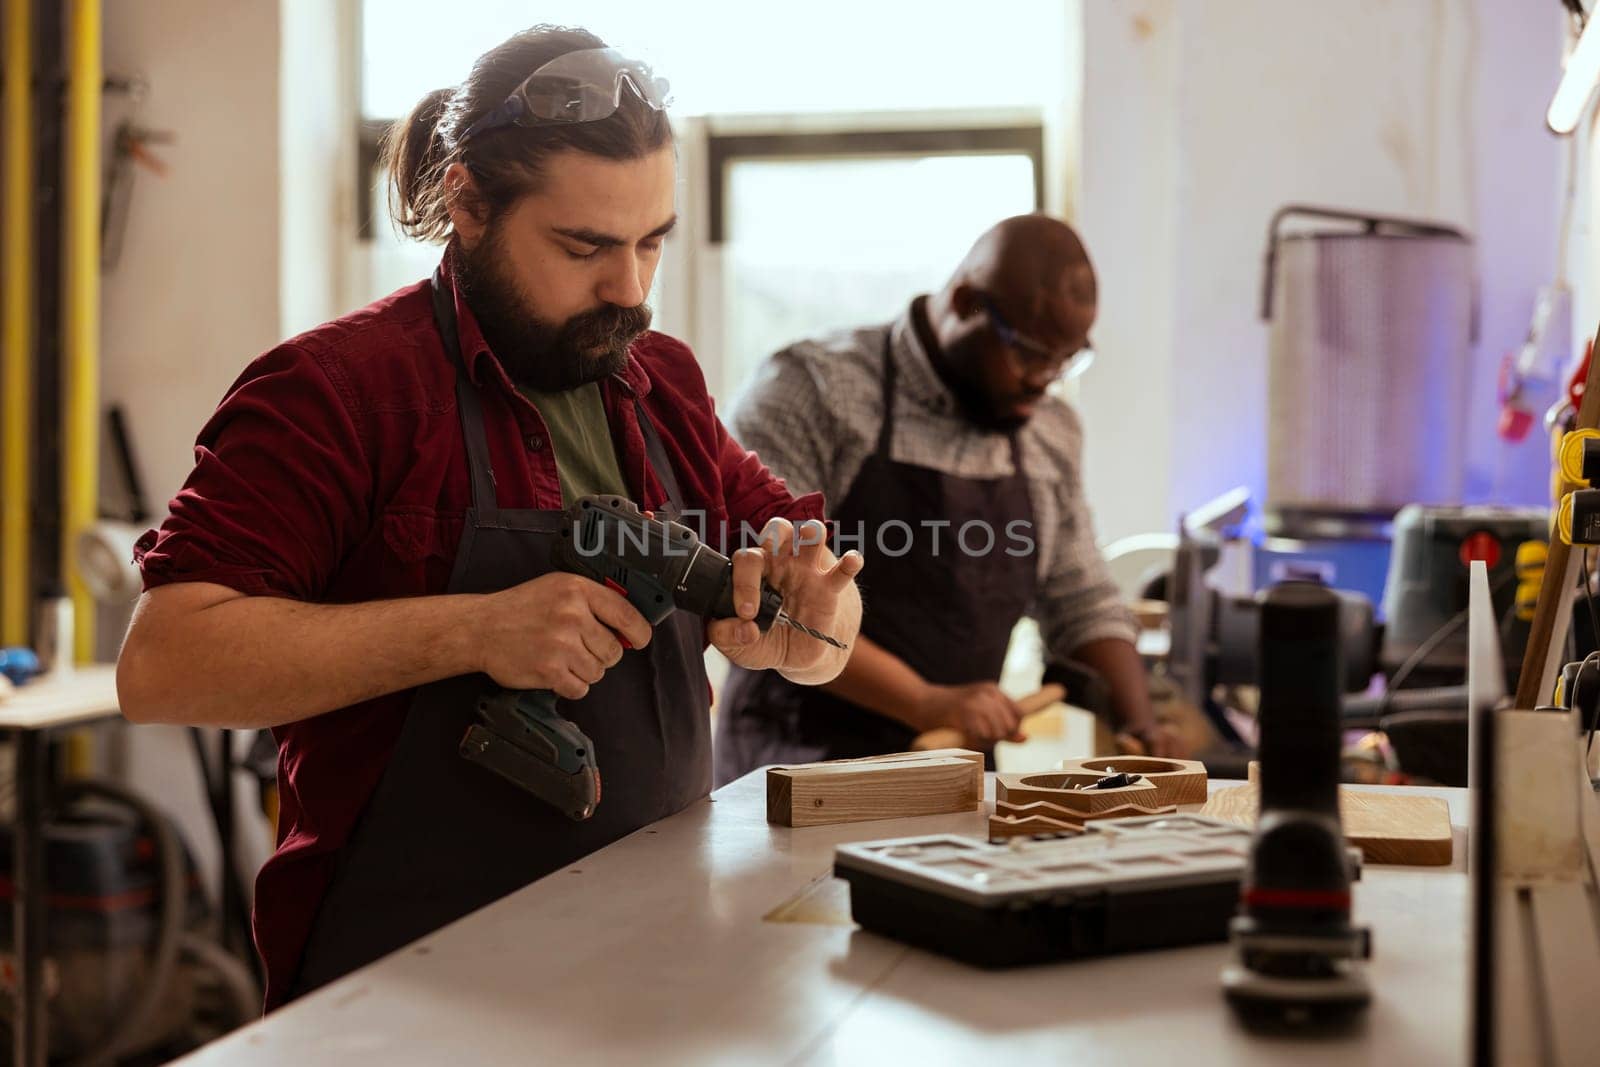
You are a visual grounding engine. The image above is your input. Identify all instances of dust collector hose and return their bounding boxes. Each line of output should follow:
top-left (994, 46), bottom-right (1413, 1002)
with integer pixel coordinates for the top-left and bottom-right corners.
top-left (178, 931), bottom-right (260, 1026)
top-left (58, 780), bottom-right (184, 1067)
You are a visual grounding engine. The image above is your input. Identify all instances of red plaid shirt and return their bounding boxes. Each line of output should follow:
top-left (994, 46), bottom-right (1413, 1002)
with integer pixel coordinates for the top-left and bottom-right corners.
top-left (134, 254), bottom-right (822, 1008)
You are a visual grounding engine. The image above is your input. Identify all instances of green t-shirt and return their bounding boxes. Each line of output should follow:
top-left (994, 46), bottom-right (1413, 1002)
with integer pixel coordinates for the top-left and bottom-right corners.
top-left (518, 382), bottom-right (629, 508)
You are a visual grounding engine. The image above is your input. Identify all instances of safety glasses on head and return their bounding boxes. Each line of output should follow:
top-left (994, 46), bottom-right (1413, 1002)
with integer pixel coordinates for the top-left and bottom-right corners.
top-left (979, 293), bottom-right (1095, 382)
top-left (460, 47), bottom-right (671, 144)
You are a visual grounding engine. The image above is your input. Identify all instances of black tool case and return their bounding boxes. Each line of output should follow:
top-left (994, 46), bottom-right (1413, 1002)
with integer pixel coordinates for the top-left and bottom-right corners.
top-left (833, 815), bottom-right (1251, 967)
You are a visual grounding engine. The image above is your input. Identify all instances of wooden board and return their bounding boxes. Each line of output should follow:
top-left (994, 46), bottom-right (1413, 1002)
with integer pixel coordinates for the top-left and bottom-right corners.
top-left (995, 771), bottom-right (1160, 814)
top-left (1197, 784), bottom-right (1453, 866)
top-left (1057, 756), bottom-right (1207, 807)
top-left (766, 753), bottom-right (983, 828)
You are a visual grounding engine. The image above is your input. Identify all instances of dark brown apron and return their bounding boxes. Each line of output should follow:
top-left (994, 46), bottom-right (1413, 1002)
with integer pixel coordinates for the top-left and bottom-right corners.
top-left (715, 331), bottom-right (1037, 783)
top-left (290, 274), bottom-right (711, 998)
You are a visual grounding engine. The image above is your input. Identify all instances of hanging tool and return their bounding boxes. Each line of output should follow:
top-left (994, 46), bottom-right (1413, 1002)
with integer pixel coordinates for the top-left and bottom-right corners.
top-left (101, 119), bottom-right (173, 271)
top-left (462, 494), bottom-right (849, 820)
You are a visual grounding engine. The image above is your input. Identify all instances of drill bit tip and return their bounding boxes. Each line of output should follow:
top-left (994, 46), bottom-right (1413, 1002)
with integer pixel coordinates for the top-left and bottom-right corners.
top-left (776, 611), bottom-right (848, 650)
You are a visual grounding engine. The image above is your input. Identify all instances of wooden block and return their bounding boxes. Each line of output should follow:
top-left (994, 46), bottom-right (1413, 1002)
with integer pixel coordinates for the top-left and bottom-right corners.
top-left (1197, 784), bottom-right (1453, 866)
top-left (1056, 756), bottom-right (1208, 807)
top-left (995, 771), bottom-right (1160, 814)
top-left (767, 755), bottom-right (982, 828)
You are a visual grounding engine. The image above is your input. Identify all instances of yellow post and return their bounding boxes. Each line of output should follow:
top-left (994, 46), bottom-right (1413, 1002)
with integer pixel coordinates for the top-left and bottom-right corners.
top-left (63, 0), bottom-right (101, 663)
top-left (1, 0), bottom-right (34, 647)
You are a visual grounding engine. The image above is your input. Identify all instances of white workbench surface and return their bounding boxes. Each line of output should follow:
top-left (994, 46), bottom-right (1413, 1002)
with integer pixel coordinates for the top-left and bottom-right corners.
top-left (173, 775), bottom-right (1468, 1067)
top-left (0, 665), bottom-right (121, 730)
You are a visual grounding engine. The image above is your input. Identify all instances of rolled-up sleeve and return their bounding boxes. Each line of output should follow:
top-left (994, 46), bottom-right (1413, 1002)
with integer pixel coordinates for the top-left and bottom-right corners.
top-left (715, 413), bottom-right (825, 543)
top-left (134, 343), bottom-right (372, 601)
top-left (1034, 416), bottom-right (1138, 658)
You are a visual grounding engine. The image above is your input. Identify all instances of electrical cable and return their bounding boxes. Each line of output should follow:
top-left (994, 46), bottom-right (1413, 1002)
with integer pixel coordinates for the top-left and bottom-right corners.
top-left (1377, 569), bottom-right (1516, 721)
top-left (58, 782), bottom-right (183, 1067)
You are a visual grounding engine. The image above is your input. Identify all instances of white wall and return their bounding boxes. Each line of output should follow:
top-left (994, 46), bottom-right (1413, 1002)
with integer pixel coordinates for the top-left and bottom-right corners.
top-left (1077, 0), bottom-right (1181, 545)
top-left (1078, 0), bottom-right (1565, 543)
top-left (279, 0), bottom-right (351, 338)
top-left (102, 0), bottom-right (288, 902)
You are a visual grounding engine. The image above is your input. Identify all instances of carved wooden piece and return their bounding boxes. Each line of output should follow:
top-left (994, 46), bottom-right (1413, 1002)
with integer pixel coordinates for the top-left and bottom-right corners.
top-left (1056, 756), bottom-right (1208, 807)
top-left (987, 799), bottom-right (1180, 840)
top-left (987, 813), bottom-right (1084, 840)
top-left (1077, 802), bottom-right (1179, 822)
top-left (994, 771), bottom-right (1160, 814)
top-left (766, 750), bottom-right (984, 828)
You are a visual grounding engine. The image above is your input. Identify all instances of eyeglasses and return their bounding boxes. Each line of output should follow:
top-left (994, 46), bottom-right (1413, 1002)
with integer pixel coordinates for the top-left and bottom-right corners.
top-left (979, 294), bottom-right (1095, 381)
top-left (460, 47), bottom-right (672, 144)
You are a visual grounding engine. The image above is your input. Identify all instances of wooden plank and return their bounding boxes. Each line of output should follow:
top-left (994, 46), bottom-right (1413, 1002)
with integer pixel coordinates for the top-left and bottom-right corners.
top-left (767, 756), bottom-right (982, 828)
top-left (1197, 784), bottom-right (1453, 865)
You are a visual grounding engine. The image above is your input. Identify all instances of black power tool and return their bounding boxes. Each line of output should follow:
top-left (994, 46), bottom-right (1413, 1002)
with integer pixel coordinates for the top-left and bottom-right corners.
top-left (460, 494), bottom-right (846, 820)
top-left (1222, 582), bottom-right (1372, 1027)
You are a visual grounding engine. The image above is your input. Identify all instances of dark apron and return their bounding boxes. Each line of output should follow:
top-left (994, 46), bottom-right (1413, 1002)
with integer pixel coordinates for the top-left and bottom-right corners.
top-left (714, 331), bottom-right (1038, 784)
top-left (291, 275), bottom-right (711, 999)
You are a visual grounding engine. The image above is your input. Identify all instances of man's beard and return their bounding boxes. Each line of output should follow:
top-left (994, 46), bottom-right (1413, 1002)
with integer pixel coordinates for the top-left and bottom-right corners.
top-left (938, 334), bottom-right (1036, 434)
top-left (451, 230), bottom-right (652, 392)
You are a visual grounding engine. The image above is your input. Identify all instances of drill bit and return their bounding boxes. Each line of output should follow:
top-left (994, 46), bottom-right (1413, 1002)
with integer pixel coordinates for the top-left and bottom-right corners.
top-left (775, 610), bottom-right (848, 650)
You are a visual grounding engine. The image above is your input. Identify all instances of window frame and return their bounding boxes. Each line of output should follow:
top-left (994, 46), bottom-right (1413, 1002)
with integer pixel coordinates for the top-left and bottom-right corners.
top-left (704, 124), bottom-right (1046, 244)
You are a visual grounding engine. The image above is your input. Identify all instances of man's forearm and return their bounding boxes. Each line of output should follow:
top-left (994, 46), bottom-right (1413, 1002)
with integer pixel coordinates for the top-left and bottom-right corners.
top-left (817, 632), bottom-right (935, 731)
top-left (118, 587), bottom-right (488, 729)
top-left (1069, 637), bottom-right (1154, 733)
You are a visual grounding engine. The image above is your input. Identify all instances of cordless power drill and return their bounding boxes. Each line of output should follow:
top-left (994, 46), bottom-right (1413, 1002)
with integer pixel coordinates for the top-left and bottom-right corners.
top-left (460, 494), bottom-right (846, 820)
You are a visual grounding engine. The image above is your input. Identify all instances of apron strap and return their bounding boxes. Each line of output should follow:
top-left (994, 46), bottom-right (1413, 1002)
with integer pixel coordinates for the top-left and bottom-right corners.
top-left (1006, 427), bottom-right (1025, 478)
top-left (635, 399), bottom-right (687, 514)
top-left (876, 329), bottom-right (898, 458)
top-left (431, 269), bottom-right (501, 519)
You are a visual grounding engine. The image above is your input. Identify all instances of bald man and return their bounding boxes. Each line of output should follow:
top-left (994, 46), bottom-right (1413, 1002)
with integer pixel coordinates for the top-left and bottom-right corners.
top-left (714, 215), bottom-right (1180, 784)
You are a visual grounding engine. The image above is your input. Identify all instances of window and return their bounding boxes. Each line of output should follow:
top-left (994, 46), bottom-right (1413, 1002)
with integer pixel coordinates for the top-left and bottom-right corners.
top-left (715, 130), bottom-right (1042, 389)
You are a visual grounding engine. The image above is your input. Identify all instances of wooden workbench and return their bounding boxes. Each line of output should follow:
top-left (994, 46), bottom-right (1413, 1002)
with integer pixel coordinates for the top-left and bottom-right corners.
top-left (172, 773), bottom-right (1469, 1066)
